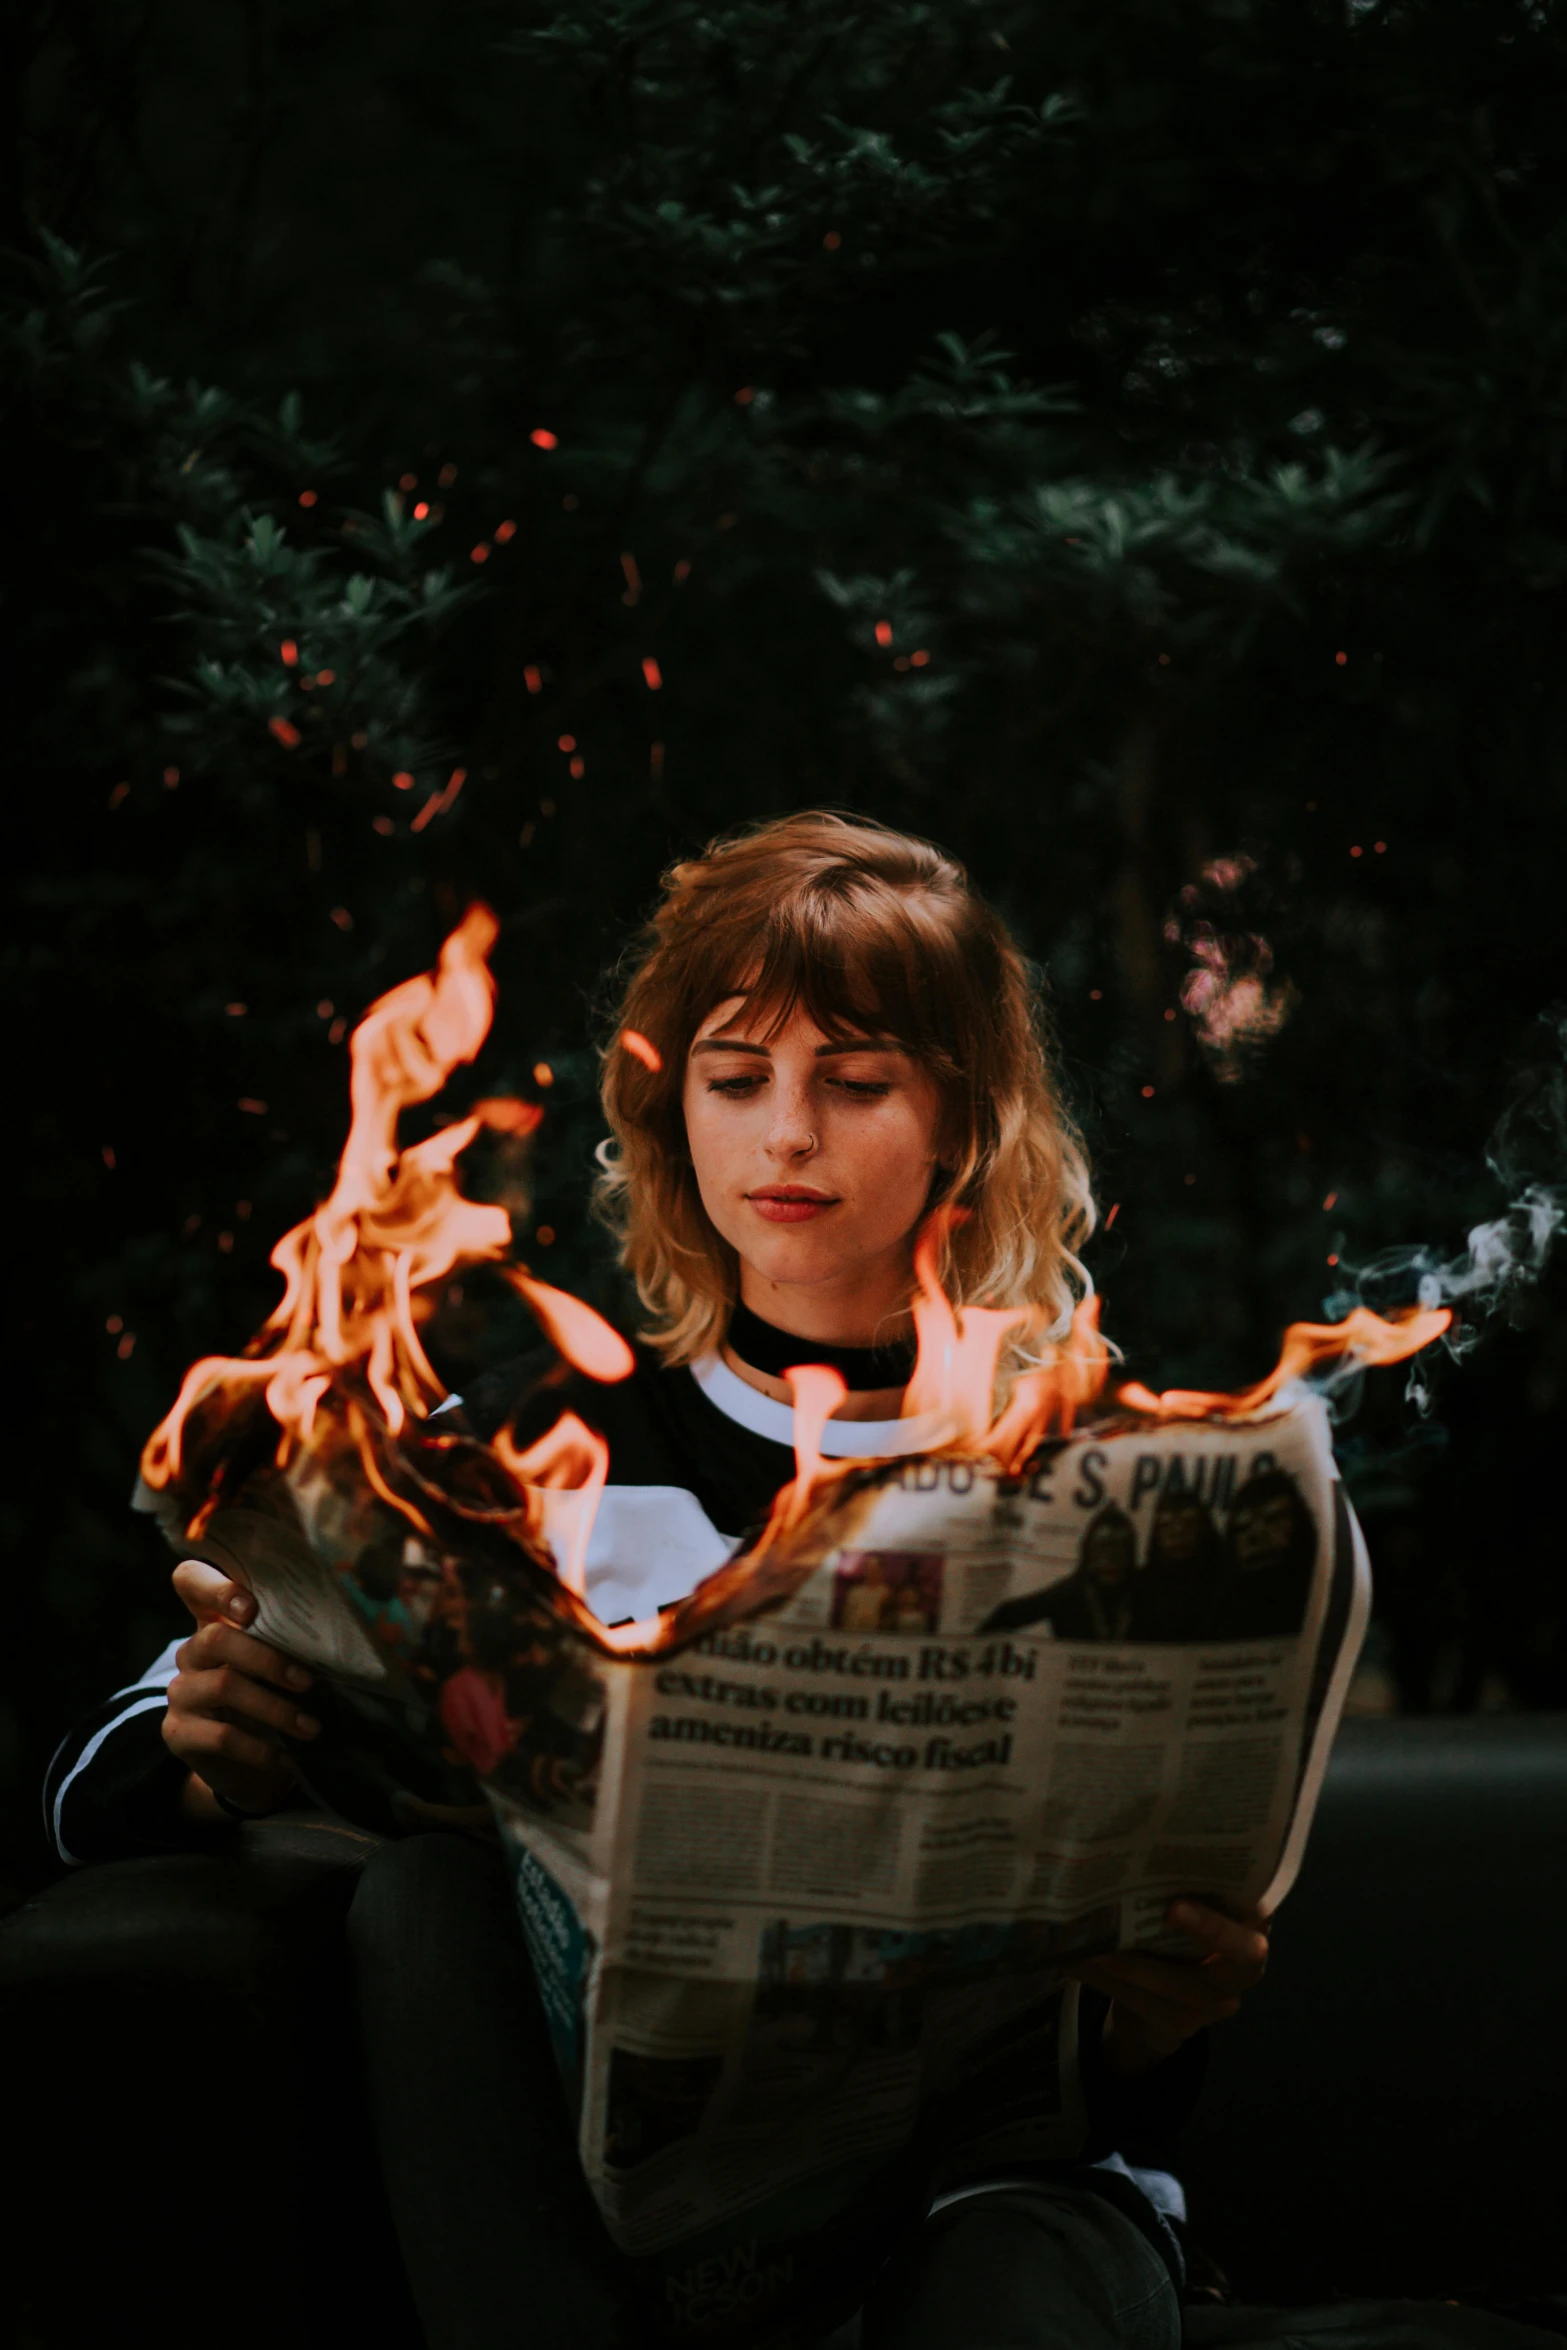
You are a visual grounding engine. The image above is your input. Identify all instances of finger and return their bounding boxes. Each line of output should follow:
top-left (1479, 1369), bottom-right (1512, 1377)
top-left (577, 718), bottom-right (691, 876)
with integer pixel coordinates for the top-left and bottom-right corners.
top-left (174, 1557), bottom-right (257, 1629)
top-left (1111, 1980), bottom-right (1235, 2040)
top-left (1066, 1952), bottom-right (1256, 2011)
top-left (1168, 1900), bottom-right (1270, 1974)
top-left (175, 1619), bottom-right (312, 1692)
top-left (167, 1663), bottom-right (319, 1743)
top-left (1122, 1945), bottom-right (1264, 1999)
top-left (1169, 1897), bottom-right (1269, 1944)
top-left (1083, 1960), bottom-right (1243, 2034)
top-left (168, 1664), bottom-right (319, 1744)
top-left (163, 1710), bottom-right (291, 1778)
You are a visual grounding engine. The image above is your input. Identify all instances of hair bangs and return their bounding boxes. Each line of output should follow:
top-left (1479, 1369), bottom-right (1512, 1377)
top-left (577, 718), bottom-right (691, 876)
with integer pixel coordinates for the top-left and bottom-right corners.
top-left (727, 878), bottom-right (956, 1062)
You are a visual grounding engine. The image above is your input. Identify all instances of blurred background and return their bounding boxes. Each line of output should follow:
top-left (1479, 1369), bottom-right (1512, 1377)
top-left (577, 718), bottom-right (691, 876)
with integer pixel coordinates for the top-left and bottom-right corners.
top-left (7, 0), bottom-right (1566, 1900)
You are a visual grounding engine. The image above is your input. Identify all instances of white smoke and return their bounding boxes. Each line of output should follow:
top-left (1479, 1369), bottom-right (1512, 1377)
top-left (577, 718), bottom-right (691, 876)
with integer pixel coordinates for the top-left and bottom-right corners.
top-left (1165, 855), bottom-right (1300, 1085)
top-left (1328, 1008), bottom-right (1567, 1409)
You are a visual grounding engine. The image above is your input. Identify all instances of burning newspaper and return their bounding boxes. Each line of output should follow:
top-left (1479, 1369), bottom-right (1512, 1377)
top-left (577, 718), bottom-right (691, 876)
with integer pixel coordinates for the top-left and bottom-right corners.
top-left (133, 911), bottom-right (1448, 2340)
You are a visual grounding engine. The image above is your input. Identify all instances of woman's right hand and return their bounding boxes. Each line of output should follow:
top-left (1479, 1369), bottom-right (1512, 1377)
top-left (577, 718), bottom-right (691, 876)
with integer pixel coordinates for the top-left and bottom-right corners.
top-left (163, 1559), bottom-right (319, 1818)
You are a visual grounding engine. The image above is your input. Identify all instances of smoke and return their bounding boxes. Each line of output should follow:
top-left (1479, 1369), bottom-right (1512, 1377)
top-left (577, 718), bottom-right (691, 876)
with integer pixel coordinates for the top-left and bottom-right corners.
top-left (1327, 1007), bottom-right (1567, 1410)
top-left (1165, 856), bottom-right (1299, 1083)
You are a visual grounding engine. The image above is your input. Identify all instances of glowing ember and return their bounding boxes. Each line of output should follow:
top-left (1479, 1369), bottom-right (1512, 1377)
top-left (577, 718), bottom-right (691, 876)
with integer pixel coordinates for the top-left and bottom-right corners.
top-left (502, 1271), bottom-right (633, 1384)
top-left (619, 1028), bottom-right (662, 1072)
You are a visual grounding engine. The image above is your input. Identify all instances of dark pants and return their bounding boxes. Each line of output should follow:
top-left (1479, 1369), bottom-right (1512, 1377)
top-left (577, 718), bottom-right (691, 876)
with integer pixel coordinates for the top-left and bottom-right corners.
top-left (8, 1809), bottom-right (1563, 2350)
top-left (348, 1833), bottom-right (1182, 2350)
top-left (0, 1816), bottom-right (424, 2350)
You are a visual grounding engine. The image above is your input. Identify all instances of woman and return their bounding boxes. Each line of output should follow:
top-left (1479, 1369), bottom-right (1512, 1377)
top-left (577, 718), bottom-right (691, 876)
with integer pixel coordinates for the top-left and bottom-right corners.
top-left (48, 813), bottom-right (1266, 2349)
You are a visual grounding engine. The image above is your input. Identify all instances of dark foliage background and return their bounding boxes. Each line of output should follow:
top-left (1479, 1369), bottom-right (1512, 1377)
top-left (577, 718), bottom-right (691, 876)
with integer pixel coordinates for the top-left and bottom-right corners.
top-left (7, 0), bottom-right (1567, 1896)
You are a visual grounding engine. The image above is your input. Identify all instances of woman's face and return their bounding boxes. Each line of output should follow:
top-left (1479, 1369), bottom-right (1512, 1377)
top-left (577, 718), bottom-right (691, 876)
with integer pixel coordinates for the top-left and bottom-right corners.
top-left (682, 995), bottom-right (944, 1334)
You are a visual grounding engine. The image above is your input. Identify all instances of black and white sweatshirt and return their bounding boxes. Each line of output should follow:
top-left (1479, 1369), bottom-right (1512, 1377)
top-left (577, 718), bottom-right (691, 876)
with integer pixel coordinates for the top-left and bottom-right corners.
top-left (44, 1343), bottom-right (1204, 2245)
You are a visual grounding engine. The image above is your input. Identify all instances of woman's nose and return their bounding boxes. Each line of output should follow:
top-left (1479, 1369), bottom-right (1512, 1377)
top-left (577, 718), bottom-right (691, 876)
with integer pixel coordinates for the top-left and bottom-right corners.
top-left (764, 1082), bottom-right (817, 1160)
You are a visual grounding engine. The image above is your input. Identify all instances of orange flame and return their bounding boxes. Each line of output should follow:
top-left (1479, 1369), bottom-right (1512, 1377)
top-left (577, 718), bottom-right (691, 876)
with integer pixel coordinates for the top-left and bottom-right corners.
top-left (494, 1412), bottom-right (610, 1595)
top-left (499, 1268), bottom-right (635, 1384)
top-left (983, 1295), bottom-right (1112, 1473)
top-left (902, 1209), bottom-right (1029, 1445)
top-left (734, 1204), bottom-right (1449, 1522)
top-left (889, 1210), bottom-right (1114, 1471)
top-left (761, 1364), bottom-right (850, 1546)
top-left (1116, 1302), bottom-right (1453, 1422)
top-left (140, 908), bottom-right (630, 1538)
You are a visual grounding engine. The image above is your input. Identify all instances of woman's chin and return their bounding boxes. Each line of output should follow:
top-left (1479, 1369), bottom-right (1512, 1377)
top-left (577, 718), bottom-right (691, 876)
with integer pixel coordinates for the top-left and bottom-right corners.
top-left (737, 1232), bottom-right (861, 1294)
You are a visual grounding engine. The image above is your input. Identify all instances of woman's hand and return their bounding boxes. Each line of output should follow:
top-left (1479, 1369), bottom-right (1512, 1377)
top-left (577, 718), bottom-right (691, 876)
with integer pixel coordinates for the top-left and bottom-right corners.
top-left (163, 1559), bottom-right (318, 1820)
top-left (1063, 1899), bottom-right (1270, 2080)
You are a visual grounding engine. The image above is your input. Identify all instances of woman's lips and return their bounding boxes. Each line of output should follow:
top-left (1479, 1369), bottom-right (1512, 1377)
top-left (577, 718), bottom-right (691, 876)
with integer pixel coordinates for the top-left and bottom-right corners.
top-left (747, 1188), bottom-right (840, 1225)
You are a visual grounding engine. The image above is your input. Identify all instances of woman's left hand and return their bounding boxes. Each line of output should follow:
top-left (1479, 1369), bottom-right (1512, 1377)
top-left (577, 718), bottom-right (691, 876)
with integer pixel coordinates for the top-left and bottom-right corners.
top-left (1062, 1898), bottom-right (1270, 2079)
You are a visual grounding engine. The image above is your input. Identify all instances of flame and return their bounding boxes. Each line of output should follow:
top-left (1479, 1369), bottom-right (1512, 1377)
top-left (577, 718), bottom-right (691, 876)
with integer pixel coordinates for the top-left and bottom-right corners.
top-left (494, 1412), bottom-right (610, 1595)
top-left (888, 1211), bottom-right (1114, 1472)
top-left (902, 1209), bottom-right (1028, 1444)
top-left (982, 1295), bottom-right (1112, 1473)
top-left (715, 1365), bottom-right (852, 1571)
top-left (142, 1357), bottom-right (274, 1487)
top-left (346, 1396), bottom-right (436, 1536)
top-left (1116, 1302), bottom-right (1453, 1422)
top-left (738, 1207), bottom-right (1447, 1510)
top-left (140, 909), bottom-right (630, 1549)
top-left (702, 1361), bottom-right (861, 1599)
top-left (499, 1267), bottom-right (635, 1383)
top-left (137, 906), bottom-right (1460, 1704)
top-left (760, 1364), bottom-right (851, 1546)
top-left (739, 1246), bottom-right (1027, 1563)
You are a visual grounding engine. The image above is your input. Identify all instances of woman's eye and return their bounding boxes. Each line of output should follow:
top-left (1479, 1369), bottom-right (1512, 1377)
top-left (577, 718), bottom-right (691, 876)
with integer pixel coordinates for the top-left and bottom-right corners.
top-left (833, 1078), bottom-right (893, 1099)
top-left (706, 1075), bottom-right (764, 1097)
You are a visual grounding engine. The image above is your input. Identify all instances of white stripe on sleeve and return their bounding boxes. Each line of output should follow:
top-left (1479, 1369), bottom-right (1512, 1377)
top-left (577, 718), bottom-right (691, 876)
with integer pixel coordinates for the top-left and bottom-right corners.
top-left (50, 1691), bottom-right (172, 1867)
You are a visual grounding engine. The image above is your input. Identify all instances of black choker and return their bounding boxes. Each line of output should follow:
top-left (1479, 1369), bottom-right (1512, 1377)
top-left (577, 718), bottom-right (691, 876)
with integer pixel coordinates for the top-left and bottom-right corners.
top-left (725, 1300), bottom-right (916, 1391)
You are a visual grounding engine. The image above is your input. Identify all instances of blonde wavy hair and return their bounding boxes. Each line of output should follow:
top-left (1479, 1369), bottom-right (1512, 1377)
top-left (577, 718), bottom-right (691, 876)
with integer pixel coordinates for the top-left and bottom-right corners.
top-left (595, 812), bottom-right (1096, 1367)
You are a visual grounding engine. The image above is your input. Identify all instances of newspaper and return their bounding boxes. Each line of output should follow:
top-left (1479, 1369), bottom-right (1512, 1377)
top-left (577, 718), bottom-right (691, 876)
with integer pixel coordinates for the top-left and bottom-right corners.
top-left (156, 1390), bottom-right (1365, 2340)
